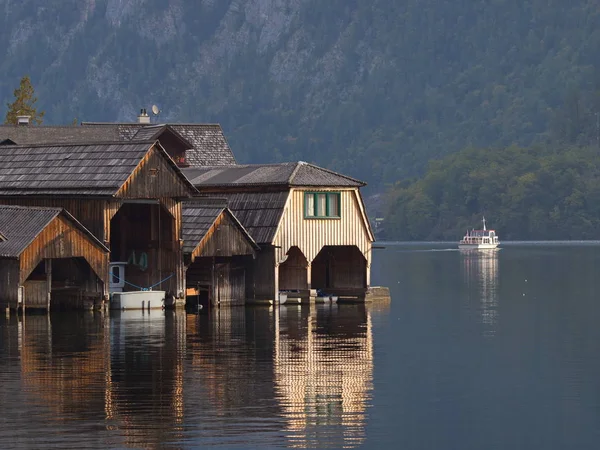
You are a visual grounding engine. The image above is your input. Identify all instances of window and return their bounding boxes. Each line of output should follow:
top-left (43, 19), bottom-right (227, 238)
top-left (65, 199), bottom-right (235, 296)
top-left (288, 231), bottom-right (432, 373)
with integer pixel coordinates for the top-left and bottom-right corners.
top-left (304, 192), bottom-right (341, 218)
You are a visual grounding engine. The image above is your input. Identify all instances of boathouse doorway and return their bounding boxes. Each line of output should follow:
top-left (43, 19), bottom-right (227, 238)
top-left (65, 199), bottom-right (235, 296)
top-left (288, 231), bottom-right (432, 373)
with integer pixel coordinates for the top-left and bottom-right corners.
top-left (311, 245), bottom-right (367, 293)
top-left (279, 246), bottom-right (309, 291)
top-left (23, 257), bottom-right (105, 311)
top-left (110, 201), bottom-right (177, 295)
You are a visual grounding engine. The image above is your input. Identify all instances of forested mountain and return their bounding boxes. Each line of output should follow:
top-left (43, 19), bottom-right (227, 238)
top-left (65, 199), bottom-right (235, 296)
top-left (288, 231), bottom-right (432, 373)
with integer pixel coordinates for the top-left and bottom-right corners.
top-left (384, 145), bottom-right (600, 241)
top-left (3, 0), bottom-right (600, 238)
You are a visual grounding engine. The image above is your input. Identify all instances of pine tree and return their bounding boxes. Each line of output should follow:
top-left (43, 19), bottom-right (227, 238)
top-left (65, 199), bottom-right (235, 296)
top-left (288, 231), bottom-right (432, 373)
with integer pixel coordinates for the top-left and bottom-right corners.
top-left (4, 76), bottom-right (45, 125)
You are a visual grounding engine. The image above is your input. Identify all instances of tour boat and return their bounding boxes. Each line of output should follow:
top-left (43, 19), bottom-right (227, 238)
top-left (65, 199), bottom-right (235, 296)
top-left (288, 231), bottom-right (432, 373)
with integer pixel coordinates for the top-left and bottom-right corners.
top-left (458, 217), bottom-right (499, 250)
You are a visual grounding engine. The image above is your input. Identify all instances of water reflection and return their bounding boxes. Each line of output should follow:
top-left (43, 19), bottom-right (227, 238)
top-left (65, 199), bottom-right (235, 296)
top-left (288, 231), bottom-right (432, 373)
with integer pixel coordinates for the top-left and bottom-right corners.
top-left (0, 303), bottom-right (376, 449)
top-left (274, 305), bottom-right (373, 448)
top-left (461, 249), bottom-right (500, 336)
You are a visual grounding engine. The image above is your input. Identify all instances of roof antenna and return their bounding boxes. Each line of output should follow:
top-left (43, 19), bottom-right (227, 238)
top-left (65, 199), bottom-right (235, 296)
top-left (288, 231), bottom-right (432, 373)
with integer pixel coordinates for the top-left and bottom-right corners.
top-left (151, 104), bottom-right (160, 124)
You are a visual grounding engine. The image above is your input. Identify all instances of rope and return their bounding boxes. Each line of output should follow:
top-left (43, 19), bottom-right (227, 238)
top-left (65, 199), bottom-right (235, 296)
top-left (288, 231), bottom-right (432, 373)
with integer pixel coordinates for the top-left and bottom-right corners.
top-left (111, 273), bottom-right (174, 291)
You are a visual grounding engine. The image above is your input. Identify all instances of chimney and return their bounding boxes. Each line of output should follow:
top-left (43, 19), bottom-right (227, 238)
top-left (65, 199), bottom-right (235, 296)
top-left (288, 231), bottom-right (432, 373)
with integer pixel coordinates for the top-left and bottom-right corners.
top-left (137, 108), bottom-right (150, 124)
top-left (16, 115), bottom-right (30, 126)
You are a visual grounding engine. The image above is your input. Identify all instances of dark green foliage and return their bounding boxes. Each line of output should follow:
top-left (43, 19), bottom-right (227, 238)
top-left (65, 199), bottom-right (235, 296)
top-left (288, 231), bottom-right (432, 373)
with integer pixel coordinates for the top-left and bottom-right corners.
top-left (5, 76), bottom-right (44, 125)
top-left (384, 145), bottom-right (600, 240)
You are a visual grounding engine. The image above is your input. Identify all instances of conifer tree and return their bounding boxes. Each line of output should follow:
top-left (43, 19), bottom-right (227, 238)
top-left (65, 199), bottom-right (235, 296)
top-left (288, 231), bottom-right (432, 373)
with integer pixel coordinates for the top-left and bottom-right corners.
top-left (5, 76), bottom-right (45, 125)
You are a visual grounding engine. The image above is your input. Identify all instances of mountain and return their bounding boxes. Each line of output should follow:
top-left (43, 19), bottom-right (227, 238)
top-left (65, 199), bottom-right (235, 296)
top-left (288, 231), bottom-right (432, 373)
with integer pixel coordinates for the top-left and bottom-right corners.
top-left (2, 0), bottom-right (600, 195)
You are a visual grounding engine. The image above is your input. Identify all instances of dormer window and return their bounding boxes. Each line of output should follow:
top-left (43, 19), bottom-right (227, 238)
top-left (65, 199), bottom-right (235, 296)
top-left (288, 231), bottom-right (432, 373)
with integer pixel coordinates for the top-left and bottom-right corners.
top-left (304, 192), bottom-right (341, 218)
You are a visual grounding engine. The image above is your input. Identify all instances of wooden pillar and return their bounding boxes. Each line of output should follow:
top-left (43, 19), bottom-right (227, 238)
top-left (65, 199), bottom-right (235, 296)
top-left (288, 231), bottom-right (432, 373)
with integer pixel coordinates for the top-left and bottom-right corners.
top-left (306, 261), bottom-right (312, 289)
top-left (274, 264), bottom-right (279, 304)
top-left (45, 259), bottom-right (52, 313)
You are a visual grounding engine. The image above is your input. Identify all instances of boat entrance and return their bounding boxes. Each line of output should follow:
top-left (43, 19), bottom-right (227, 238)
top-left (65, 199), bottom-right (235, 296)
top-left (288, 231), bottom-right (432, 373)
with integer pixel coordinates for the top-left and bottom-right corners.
top-left (109, 202), bottom-right (177, 295)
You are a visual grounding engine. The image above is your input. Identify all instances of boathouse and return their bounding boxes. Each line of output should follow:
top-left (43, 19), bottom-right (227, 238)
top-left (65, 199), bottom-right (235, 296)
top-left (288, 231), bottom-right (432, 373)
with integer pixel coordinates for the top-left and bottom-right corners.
top-left (183, 162), bottom-right (375, 302)
top-left (0, 141), bottom-right (198, 302)
top-left (0, 119), bottom-right (236, 168)
top-left (0, 205), bottom-right (109, 311)
top-left (182, 198), bottom-right (259, 307)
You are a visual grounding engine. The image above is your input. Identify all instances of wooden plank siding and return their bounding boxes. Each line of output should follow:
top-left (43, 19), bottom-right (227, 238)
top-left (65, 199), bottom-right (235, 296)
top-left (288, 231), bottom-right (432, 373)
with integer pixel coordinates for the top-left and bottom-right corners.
top-left (0, 198), bottom-right (110, 242)
top-left (114, 145), bottom-right (193, 297)
top-left (190, 212), bottom-right (256, 261)
top-left (273, 188), bottom-right (373, 286)
top-left (19, 214), bottom-right (108, 287)
top-left (0, 260), bottom-right (19, 308)
top-left (115, 144), bottom-right (192, 200)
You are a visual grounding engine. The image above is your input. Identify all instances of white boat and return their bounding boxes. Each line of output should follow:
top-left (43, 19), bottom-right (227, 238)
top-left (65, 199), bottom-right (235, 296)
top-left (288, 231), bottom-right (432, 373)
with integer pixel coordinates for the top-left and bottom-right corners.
top-left (110, 290), bottom-right (166, 310)
top-left (459, 217), bottom-right (499, 250)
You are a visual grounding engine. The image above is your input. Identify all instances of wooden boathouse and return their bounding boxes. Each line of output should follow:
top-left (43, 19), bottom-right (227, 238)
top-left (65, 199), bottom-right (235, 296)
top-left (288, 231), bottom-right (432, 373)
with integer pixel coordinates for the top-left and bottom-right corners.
top-left (0, 141), bottom-right (198, 304)
top-left (182, 198), bottom-right (259, 307)
top-left (183, 162), bottom-right (375, 303)
top-left (0, 205), bottom-right (109, 311)
top-left (0, 120), bottom-right (237, 167)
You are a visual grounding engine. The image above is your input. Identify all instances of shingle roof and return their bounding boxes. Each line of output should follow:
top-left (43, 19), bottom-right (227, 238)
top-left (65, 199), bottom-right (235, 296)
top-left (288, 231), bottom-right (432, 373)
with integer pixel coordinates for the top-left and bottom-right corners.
top-left (182, 162), bottom-right (366, 187)
top-left (1, 123), bottom-right (237, 166)
top-left (0, 141), bottom-right (153, 196)
top-left (81, 123), bottom-right (236, 166)
top-left (211, 191), bottom-right (289, 244)
top-left (0, 124), bottom-right (122, 144)
top-left (182, 200), bottom-right (258, 254)
top-left (130, 124), bottom-right (195, 150)
top-left (0, 205), bottom-right (108, 258)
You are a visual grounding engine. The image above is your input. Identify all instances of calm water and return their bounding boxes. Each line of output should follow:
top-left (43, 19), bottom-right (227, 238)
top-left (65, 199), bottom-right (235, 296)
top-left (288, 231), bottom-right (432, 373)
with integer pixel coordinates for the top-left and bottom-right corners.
top-left (2, 243), bottom-right (600, 449)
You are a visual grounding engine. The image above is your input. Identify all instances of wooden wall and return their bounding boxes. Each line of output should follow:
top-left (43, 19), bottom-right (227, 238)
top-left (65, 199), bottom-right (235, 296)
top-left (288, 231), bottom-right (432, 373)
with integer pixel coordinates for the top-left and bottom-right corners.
top-left (0, 198), bottom-right (113, 242)
top-left (0, 259), bottom-right (19, 309)
top-left (186, 256), bottom-right (252, 306)
top-left (250, 246), bottom-right (277, 301)
top-left (191, 212), bottom-right (256, 261)
top-left (274, 188), bottom-right (373, 287)
top-left (279, 246), bottom-right (309, 291)
top-left (19, 215), bottom-right (108, 289)
top-left (116, 145), bottom-right (192, 200)
top-left (23, 280), bottom-right (48, 309)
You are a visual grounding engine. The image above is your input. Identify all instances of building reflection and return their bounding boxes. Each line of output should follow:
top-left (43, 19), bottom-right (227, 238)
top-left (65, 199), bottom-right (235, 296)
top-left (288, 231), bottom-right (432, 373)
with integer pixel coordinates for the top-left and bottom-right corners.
top-left (8, 301), bottom-right (376, 448)
top-left (461, 249), bottom-right (500, 336)
top-left (105, 309), bottom-right (187, 449)
top-left (274, 304), bottom-right (374, 448)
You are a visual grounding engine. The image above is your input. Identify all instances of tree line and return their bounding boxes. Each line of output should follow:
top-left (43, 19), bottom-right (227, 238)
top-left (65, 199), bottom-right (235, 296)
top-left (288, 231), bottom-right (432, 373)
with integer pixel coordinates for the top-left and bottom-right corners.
top-left (383, 144), bottom-right (600, 241)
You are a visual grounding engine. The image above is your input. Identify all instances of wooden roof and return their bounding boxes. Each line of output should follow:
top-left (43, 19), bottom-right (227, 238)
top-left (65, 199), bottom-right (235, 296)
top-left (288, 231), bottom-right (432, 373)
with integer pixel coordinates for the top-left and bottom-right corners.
top-left (80, 123), bottom-right (237, 166)
top-left (201, 191), bottom-right (290, 245)
top-left (130, 124), bottom-right (194, 150)
top-left (182, 201), bottom-right (258, 254)
top-left (0, 123), bottom-right (237, 166)
top-left (182, 162), bottom-right (366, 188)
top-left (0, 141), bottom-right (197, 197)
top-left (0, 205), bottom-right (108, 258)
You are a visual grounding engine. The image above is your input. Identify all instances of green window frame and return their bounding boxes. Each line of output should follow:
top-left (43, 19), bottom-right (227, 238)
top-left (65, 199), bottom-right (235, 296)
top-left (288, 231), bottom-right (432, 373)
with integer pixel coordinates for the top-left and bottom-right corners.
top-left (304, 192), bottom-right (341, 219)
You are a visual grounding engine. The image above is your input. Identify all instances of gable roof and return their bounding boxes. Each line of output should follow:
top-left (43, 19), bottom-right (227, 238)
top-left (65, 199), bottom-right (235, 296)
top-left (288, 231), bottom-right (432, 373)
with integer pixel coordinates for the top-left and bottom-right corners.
top-left (81, 122), bottom-right (237, 166)
top-left (130, 124), bottom-right (194, 149)
top-left (201, 191), bottom-right (290, 244)
top-left (0, 141), bottom-right (196, 197)
top-left (182, 200), bottom-right (258, 254)
top-left (0, 205), bottom-right (108, 258)
top-left (182, 162), bottom-right (366, 188)
top-left (0, 122), bottom-right (237, 166)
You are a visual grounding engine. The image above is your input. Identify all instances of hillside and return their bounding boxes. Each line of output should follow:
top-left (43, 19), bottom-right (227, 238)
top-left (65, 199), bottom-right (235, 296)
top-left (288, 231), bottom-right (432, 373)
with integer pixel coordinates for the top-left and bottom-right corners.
top-left (1, 0), bottom-right (600, 194)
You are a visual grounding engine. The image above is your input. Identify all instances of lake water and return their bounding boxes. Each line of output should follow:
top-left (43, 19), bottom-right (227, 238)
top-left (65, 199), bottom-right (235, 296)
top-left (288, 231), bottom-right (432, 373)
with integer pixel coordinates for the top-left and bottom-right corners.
top-left (2, 242), bottom-right (600, 449)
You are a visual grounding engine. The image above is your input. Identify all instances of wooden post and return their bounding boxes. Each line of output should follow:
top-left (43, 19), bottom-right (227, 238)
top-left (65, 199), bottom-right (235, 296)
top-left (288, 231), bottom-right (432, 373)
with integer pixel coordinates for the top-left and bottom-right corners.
top-left (274, 264), bottom-right (279, 304)
top-left (45, 259), bottom-right (52, 313)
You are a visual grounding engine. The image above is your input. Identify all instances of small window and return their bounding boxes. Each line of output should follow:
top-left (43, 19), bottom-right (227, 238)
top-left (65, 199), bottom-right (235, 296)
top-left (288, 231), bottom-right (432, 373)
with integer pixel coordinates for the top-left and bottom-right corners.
top-left (304, 192), bottom-right (341, 218)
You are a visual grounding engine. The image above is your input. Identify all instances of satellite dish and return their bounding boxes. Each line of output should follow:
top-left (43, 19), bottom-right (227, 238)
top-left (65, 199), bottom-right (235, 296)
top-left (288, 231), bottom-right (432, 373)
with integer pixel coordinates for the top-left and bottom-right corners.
top-left (151, 104), bottom-right (160, 115)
